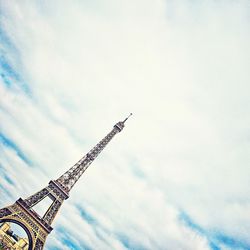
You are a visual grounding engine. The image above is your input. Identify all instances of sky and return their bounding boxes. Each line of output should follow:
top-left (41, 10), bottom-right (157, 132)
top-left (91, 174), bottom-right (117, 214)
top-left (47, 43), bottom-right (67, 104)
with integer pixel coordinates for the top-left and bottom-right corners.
top-left (0, 0), bottom-right (250, 249)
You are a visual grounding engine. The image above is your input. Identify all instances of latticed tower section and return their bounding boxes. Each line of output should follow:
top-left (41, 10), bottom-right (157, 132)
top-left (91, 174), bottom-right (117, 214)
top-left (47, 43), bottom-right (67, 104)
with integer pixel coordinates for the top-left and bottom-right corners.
top-left (0, 114), bottom-right (132, 250)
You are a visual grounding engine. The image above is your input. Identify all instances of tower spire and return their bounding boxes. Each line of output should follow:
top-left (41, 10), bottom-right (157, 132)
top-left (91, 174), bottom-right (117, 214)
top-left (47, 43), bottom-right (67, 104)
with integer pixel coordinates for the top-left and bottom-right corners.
top-left (123, 113), bottom-right (133, 123)
top-left (0, 116), bottom-right (130, 250)
top-left (55, 114), bottom-right (132, 193)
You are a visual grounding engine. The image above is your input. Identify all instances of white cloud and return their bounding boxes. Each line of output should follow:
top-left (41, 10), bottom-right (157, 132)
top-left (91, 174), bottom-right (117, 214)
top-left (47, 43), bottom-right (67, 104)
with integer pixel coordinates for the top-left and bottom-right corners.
top-left (1, 0), bottom-right (250, 249)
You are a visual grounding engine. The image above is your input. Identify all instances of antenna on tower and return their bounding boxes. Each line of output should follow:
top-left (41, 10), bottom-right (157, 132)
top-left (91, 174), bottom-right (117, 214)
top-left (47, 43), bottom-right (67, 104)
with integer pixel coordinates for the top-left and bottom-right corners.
top-left (123, 113), bottom-right (133, 123)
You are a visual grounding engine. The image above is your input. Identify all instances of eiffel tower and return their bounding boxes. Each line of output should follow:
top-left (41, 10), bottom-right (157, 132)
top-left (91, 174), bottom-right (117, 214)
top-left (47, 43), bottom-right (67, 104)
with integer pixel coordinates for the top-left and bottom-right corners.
top-left (0, 114), bottom-right (132, 250)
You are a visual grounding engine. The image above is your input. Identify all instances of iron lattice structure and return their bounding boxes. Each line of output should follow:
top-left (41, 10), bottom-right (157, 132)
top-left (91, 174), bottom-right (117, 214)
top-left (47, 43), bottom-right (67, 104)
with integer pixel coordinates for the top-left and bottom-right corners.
top-left (0, 114), bottom-right (132, 250)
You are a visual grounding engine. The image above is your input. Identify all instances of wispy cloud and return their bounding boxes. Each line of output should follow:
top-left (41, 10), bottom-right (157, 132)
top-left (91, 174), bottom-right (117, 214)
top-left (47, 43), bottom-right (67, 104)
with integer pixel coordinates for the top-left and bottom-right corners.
top-left (0, 133), bottom-right (31, 165)
top-left (1, 0), bottom-right (250, 249)
top-left (180, 211), bottom-right (250, 250)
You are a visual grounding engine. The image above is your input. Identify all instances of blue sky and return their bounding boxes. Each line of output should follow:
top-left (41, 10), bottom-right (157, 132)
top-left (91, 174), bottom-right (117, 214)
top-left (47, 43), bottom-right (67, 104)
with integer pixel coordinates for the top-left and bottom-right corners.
top-left (0, 1), bottom-right (250, 249)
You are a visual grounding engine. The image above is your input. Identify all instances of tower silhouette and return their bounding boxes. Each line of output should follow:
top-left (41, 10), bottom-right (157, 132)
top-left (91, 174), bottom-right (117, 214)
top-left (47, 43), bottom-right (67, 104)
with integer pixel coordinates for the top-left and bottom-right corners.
top-left (0, 114), bottom-right (132, 249)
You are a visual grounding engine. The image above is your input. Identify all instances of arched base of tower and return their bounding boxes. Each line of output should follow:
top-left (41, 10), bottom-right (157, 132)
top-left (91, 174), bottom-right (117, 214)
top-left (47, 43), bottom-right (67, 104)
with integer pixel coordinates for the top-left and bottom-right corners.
top-left (0, 200), bottom-right (51, 250)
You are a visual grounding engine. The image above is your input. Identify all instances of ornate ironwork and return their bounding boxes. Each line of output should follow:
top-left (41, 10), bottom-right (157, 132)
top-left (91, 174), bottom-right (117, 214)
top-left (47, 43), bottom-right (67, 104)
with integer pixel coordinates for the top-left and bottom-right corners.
top-left (24, 188), bottom-right (49, 207)
top-left (43, 200), bottom-right (62, 225)
top-left (34, 239), bottom-right (44, 250)
top-left (0, 115), bottom-right (131, 249)
top-left (56, 114), bottom-right (132, 192)
top-left (0, 208), bottom-right (11, 218)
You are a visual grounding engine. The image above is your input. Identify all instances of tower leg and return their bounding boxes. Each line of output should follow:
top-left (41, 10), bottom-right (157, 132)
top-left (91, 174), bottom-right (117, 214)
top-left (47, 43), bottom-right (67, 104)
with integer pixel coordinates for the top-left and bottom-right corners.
top-left (0, 201), bottom-right (51, 250)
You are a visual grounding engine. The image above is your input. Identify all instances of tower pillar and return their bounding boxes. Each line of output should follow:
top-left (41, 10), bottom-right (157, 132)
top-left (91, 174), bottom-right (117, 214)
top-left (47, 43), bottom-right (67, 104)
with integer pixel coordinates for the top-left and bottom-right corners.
top-left (0, 115), bottom-right (132, 249)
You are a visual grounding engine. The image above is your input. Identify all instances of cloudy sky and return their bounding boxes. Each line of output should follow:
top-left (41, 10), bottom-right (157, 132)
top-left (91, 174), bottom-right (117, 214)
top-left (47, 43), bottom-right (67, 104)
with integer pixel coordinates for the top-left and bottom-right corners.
top-left (0, 1), bottom-right (250, 249)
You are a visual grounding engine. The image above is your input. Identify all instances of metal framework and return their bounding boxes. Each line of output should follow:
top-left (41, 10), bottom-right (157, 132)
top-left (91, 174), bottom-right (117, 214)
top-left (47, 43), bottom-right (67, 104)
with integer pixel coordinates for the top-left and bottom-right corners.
top-left (0, 114), bottom-right (132, 249)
